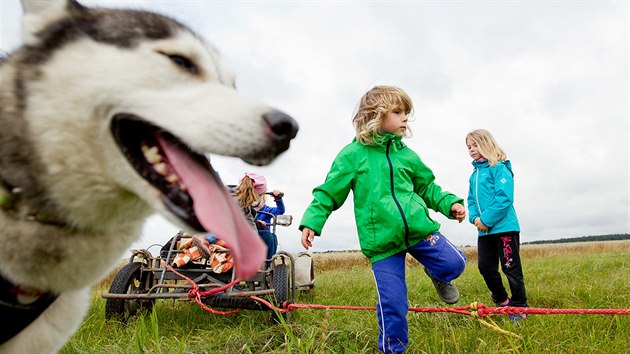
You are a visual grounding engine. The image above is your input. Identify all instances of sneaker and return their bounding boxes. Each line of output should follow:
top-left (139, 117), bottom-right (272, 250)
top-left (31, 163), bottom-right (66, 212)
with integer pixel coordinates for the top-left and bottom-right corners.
top-left (423, 267), bottom-right (460, 304)
top-left (508, 313), bottom-right (527, 323)
top-left (495, 298), bottom-right (510, 307)
top-left (496, 299), bottom-right (527, 322)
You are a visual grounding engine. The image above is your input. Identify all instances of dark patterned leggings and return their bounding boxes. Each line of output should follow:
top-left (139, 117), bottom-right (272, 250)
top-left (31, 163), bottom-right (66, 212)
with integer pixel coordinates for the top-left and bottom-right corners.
top-left (477, 231), bottom-right (528, 307)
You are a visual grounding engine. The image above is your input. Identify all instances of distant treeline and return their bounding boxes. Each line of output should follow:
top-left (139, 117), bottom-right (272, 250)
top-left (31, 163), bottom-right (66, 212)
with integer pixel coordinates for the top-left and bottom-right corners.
top-left (523, 233), bottom-right (630, 245)
top-left (314, 234), bottom-right (630, 253)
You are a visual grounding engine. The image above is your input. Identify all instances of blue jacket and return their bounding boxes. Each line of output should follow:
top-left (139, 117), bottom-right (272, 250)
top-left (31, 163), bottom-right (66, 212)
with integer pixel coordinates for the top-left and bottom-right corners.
top-left (256, 198), bottom-right (285, 231)
top-left (467, 160), bottom-right (520, 236)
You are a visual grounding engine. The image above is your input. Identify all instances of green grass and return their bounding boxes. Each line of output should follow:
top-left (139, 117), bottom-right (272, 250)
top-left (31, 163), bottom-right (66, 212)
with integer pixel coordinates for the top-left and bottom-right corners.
top-left (62, 247), bottom-right (629, 353)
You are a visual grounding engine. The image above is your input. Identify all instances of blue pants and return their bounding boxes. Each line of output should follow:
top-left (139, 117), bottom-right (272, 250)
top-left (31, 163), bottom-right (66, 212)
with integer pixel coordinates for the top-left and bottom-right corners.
top-left (372, 232), bottom-right (467, 353)
top-left (258, 230), bottom-right (278, 260)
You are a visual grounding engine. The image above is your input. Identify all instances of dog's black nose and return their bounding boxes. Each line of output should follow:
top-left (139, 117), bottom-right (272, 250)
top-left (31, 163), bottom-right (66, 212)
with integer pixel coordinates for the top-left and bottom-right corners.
top-left (263, 111), bottom-right (299, 149)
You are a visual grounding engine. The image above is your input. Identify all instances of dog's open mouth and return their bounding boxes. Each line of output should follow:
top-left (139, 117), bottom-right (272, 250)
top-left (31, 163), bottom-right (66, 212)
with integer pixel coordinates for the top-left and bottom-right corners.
top-left (110, 114), bottom-right (266, 279)
top-left (111, 114), bottom-right (205, 228)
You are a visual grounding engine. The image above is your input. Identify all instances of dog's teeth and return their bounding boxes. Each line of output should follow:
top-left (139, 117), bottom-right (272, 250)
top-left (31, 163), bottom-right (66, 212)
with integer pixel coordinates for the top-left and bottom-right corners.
top-left (179, 183), bottom-right (187, 192)
top-left (153, 162), bottom-right (169, 176)
top-left (142, 145), bottom-right (162, 164)
top-left (141, 145), bottom-right (150, 156)
top-left (166, 174), bottom-right (179, 184)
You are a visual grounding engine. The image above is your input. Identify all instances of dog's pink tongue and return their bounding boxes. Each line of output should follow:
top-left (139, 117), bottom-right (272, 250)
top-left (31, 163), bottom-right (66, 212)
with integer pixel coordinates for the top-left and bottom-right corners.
top-left (157, 136), bottom-right (266, 279)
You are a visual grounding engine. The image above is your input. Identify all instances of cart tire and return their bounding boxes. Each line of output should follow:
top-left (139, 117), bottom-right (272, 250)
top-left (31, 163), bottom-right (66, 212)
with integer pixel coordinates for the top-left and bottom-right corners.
top-left (271, 264), bottom-right (289, 323)
top-left (105, 262), bottom-right (154, 322)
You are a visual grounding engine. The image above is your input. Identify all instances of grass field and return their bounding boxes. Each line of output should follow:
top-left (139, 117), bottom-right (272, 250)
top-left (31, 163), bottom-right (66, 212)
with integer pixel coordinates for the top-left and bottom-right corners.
top-left (63, 240), bottom-right (630, 353)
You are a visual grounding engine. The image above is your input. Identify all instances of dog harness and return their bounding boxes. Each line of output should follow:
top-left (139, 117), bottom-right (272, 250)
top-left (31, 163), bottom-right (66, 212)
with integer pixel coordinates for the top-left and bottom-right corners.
top-left (0, 274), bottom-right (58, 344)
top-left (0, 179), bottom-right (60, 344)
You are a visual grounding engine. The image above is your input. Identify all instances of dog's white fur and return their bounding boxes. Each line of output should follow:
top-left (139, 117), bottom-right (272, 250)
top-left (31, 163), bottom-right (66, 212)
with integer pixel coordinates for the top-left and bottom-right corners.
top-left (0, 1), bottom-right (296, 352)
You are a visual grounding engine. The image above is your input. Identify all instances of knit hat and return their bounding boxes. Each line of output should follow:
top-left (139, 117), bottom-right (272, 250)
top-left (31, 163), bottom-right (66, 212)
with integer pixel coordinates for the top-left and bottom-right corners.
top-left (241, 172), bottom-right (267, 194)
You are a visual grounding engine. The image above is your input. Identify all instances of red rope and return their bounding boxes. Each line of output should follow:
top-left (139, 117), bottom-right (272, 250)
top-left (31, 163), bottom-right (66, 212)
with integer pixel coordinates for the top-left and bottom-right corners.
top-left (165, 264), bottom-right (242, 315)
top-left (245, 297), bottom-right (630, 317)
top-left (473, 304), bottom-right (630, 316)
top-left (285, 303), bottom-right (472, 315)
top-left (165, 264), bottom-right (630, 317)
top-left (280, 302), bottom-right (630, 316)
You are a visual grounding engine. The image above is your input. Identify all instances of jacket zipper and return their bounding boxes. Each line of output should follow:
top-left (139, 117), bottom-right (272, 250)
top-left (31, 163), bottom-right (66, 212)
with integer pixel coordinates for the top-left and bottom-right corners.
top-left (386, 139), bottom-right (410, 247)
top-left (474, 166), bottom-right (487, 236)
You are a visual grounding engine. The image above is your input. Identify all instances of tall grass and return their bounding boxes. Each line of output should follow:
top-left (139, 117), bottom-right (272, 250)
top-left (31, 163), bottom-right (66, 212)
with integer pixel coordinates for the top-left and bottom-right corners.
top-left (63, 241), bottom-right (629, 353)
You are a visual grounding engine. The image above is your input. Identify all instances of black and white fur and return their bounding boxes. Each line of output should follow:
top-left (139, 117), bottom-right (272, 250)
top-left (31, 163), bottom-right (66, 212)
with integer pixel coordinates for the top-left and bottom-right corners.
top-left (0, 1), bottom-right (298, 352)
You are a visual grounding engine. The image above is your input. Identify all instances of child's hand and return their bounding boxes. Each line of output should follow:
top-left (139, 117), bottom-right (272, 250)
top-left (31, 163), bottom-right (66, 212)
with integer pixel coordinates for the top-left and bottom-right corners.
top-left (474, 217), bottom-right (489, 232)
top-left (301, 227), bottom-right (315, 250)
top-left (271, 189), bottom-right (284, 199)
top-left (450, 203), bottom-right (466, 223)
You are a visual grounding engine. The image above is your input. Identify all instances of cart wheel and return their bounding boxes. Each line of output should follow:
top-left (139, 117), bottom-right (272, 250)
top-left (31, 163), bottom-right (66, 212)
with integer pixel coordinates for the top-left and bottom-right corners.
top-left (105, 262), bottom-right (154, 322)
top-left (271, 264), bottom-right (289, 323)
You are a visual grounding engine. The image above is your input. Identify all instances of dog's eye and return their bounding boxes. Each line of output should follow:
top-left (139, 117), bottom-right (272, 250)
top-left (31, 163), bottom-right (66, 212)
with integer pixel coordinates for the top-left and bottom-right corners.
top-left (167, 54), bottom-right (199, 75)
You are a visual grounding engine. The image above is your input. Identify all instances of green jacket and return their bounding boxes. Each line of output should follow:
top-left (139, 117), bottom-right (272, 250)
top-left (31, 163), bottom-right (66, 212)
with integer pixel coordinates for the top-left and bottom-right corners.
top-left (299, 134), bottom-right (463, 263)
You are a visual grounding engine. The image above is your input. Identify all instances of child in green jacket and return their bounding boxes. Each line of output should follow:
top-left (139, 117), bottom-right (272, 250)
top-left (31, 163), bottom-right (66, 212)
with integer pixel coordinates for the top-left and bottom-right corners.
top-left (300, 86), bottom-right (467, 354)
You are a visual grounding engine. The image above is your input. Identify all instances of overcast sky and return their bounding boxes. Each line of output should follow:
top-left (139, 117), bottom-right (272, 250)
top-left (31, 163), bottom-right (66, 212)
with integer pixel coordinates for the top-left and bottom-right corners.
top-left (1, 0), bottom-right (628, 255)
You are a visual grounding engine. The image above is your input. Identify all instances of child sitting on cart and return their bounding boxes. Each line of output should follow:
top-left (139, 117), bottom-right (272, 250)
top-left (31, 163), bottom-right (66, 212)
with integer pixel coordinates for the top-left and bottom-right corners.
top-left (234, 172), bottom-right (285, 261)
top-left (256, 189), bottom-right (286, 259)
top-left (166, 173), bottom-right (282, 271)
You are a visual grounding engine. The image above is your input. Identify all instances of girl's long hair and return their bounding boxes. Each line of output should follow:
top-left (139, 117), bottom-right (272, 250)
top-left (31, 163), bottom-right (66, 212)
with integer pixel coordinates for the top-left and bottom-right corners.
top-left (234, 177), bottom-right (260, 208)
top-left (352, 85), bottom-right (414, 145)
top-left (466, 129), bottom-right (507, 166)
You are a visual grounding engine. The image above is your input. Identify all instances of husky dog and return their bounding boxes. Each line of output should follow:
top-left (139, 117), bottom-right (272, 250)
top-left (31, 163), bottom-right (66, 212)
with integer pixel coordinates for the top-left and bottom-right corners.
top-left (0, 0), bottom-right (298, 352)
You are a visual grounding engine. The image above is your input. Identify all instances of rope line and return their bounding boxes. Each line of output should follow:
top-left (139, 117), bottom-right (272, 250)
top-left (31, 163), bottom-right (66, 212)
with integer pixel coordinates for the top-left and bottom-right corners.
top-left (165, 264), bottom-right (630, 338)
top-left (283, 302), bottom-right (630, 316)
top-left (165, 264), bottom-right (242, 315)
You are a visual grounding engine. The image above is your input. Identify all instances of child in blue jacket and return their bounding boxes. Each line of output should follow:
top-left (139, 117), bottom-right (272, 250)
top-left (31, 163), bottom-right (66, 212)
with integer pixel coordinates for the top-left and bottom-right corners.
top-left (256, 189), bottom-right (285, 260)
top-left (466, 129), bottom-right (528, 322)
top-left (236, 172), bottom-right (283, 261)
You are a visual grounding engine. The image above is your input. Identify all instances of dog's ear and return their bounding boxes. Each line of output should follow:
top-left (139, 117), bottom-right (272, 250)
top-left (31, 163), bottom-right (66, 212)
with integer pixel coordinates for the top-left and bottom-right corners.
top-left (21, 0), bottom-right (79, 45)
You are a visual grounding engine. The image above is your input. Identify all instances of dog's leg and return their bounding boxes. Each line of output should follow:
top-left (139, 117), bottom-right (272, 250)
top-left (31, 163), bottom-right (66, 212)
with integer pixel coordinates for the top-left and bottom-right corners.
top-left (0, 288), bottom-right (90, 354)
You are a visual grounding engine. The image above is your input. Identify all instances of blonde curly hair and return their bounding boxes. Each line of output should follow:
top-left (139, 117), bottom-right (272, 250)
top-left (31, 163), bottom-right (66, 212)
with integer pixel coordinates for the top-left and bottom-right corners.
top-left (352, 85), bottom-right (414, 145)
